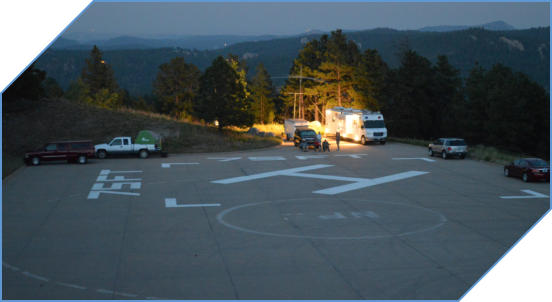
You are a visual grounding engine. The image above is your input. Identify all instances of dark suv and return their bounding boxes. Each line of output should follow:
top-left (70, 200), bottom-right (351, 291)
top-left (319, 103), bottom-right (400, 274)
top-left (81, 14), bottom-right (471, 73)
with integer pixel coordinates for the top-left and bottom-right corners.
top-left (294, 127), bottom-right (320, 150)
top-left (24, 140), bottom-right (95, 166)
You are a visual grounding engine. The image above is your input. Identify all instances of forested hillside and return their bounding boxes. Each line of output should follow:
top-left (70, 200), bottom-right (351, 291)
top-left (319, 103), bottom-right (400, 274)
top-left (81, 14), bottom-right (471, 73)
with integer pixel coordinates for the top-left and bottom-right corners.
top-left (36, 27), bottom-right (549, 96)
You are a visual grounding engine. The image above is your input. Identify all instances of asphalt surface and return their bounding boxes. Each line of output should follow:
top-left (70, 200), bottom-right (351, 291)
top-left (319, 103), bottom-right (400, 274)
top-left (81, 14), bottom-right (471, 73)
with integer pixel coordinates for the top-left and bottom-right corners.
top-left (2, 140), bottom-right (550, 299)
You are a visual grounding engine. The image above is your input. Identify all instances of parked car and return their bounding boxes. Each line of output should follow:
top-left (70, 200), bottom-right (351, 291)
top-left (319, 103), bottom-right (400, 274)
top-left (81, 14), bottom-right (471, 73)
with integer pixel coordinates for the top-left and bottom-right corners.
top-left (294, 127), bottom-right (320, 150)
top-left (504, 158), bottom-right (550, 182)
top-left (428, 138), bottom-right (468, 159)
top-left (95, 130), bottom-right (167, 159)
top-left (24, 140), bottom-right (95, 166)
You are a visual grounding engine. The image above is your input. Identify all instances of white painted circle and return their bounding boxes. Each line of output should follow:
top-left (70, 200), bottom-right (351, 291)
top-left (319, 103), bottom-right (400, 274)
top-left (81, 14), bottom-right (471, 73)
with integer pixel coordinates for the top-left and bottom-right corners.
top-left (217, 198), bottom-right (447, 240)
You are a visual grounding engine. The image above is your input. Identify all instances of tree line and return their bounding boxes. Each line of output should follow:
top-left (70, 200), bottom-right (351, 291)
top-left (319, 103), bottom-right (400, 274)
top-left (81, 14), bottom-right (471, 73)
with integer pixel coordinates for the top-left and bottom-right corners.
top-left (5, 32), bottom-right (549, 158)
top-left (281, 30), bottom-right (549, 158)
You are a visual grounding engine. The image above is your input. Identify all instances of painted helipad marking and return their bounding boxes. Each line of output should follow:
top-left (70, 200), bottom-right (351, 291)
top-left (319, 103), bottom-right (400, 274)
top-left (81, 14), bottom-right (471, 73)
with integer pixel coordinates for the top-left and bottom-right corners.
top-left (217, 198), bottom-right (447, 240)
top-left (165, 198), bottom-right (221, 208)
top-left (296, 155), bottom-right (328, 160)
top-left (500, 190), bottom-right (549, 199)
top-left (207, 157), bottom-right (242, 162)
top-left (3, 261), bottom-right (162, 298)
top-left (97, 169), bottom-right (142, 182)
top-left (212, 164), bottom-right (428, 195)
top-left (56, 282), bottom-right (87, 290)
top-left (249, 156), bottom-right (286, 161)
top-left (22, 271), bottom-right (49, 282)
top-left (392, 157), bottom-right (436, 162)
top-left (161, 162), bottom-right (200, 168)
top-left (334, 154), bottom-right (368, 159)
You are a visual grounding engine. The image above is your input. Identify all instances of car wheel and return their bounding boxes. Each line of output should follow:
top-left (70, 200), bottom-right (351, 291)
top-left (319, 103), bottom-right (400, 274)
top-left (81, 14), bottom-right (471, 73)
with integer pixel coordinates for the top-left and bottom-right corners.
top-left (504, 168), bottom-right (510, 177)
top-left (31, 157), bottom-right (40, 166)
top-left (522, 173), bottom-right (529, 182)
top-left (360, 136), bottom-right (366, 145)
top-left (460, 154), bottom-right (466, 159)
top-left (428, 148), bottom-right (434, 157)
top-left (97, 150), bottom-right (107, 159)
top-left (139, 149), bottom-right (149, 159)
top-left (380, 140), bottom-right (386, 145)
top-left (78, 155), bottom-right (87, 164)
top-left (441, 151), bottom-right (447, 160)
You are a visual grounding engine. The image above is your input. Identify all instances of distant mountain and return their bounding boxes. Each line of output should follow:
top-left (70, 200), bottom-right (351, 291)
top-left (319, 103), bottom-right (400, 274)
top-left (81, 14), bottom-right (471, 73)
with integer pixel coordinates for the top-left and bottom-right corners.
top-left (52, 34), bottom-right (282, 51)
top-left (419, 21), bottom-right (516, 32)
top-left (37, 27), bottom-right (549, 96)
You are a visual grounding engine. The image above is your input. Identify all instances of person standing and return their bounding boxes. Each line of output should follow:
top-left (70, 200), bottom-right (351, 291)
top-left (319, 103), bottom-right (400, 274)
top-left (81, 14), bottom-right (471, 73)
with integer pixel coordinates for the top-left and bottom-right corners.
top-left (336, 130), bottom-right (341, 151)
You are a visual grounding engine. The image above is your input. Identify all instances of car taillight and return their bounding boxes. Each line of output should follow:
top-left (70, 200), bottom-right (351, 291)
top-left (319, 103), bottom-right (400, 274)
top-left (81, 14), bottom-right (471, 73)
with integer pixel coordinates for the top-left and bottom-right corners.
top-left (447, 147), bottom-right (452, 151)
top-left (531, 168), bottom-right (541, 173)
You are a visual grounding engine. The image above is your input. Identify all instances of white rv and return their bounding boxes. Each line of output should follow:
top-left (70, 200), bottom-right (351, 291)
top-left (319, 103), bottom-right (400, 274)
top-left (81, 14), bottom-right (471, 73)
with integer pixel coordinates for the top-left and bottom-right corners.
top-left (325, 107), bottom-right (387, 145)
top-left (284, 119), bottom-right (309, 141)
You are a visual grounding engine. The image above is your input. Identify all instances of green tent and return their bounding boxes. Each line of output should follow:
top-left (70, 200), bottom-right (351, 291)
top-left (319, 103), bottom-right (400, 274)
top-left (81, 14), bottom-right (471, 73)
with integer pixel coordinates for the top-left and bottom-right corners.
top-left (135, 130), bottom-right (168, 156)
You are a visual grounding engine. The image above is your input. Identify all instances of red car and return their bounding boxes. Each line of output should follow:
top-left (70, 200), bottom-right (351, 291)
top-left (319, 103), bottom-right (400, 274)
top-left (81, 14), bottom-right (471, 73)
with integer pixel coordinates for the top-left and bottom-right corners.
top-left (24, 140), bottom-right (95, 166)
top-left (504, 158), bottom-right (550, 182)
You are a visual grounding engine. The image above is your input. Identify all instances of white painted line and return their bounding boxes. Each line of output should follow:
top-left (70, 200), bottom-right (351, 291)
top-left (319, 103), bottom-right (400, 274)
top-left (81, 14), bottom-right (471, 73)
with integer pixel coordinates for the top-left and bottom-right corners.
top-left (87, 191), bottom-right (140, 199)
top-left (161, 162), bottom-right (200, 168)
top-left (208, 157), bottom-right (242, 162)
top-left (249, 156), bottom-right (286, 161)
top-left (2, 262), bottom-right (20, 271)
top-left (212, 164), bottom-right (333, 184)
top-left (165, 198), bottom-right (221, 208)
top-left (91, 182), bottom-right (141, 190)
top-left (56, 281), bottom-right (87, 290)
top-left (213, 164), bottom-right (429, 195)
top-left (314, 171), bottom-right (429, 195)
top-left (334, 154), bottom-right (368, 159)
top-left (22, 271), bottom-right (49, 282)
top-left (296, 155), bottom-right (328, 160)
top-left (97, 175), bottom-right (142, 182)
top-left (319, 212), bottom-right (347, 220)
top-left (97, 289), bottom-right (114, 295)
top-left (393, 157), bottom-right (436, 162)
top-left (101, 170), bottom-right (142, 174)
top-left (114, 291), bottom-right (138, 298)
top-left (500, 189), bottom-right (549, 199)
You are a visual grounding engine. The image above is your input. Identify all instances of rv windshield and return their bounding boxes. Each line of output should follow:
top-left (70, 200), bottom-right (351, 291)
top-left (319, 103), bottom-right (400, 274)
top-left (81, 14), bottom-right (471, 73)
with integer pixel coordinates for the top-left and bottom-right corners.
top-left (364, 120), bottom-right (386, 129)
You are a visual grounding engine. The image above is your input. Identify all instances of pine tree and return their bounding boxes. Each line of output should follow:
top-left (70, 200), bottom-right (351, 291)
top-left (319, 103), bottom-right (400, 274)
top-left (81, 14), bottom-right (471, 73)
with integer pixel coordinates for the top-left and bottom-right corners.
top-left (250, 63), bottom-right (275, 124)
top-left (153, 57), bottom-right (201, 119)
top-left (195, 56), bottom-right (254, 131)
top-left (81, 45), bottom-right (118, 95)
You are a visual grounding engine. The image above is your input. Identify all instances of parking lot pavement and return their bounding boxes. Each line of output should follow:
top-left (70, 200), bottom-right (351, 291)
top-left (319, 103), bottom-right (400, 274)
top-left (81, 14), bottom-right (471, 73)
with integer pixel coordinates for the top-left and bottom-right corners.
top-left (2, 141), bottom-right (549, 299)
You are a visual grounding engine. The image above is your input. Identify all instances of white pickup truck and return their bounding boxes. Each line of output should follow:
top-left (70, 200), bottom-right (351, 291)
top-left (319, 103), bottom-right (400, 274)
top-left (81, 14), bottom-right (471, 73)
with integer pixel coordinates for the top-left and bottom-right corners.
top-left (95, 136), bottom-right (160, 159)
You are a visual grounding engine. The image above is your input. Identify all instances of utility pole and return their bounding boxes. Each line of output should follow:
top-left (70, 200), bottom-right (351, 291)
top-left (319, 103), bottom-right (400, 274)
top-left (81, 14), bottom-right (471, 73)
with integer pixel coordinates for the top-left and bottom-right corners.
top-left (299, 66), bottom-right (303, 119)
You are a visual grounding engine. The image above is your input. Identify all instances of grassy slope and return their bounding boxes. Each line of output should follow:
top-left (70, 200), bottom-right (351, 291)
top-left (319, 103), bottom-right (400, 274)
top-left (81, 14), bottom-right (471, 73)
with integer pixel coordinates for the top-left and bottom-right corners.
top-left (2, 98), bottom-right (280, 177)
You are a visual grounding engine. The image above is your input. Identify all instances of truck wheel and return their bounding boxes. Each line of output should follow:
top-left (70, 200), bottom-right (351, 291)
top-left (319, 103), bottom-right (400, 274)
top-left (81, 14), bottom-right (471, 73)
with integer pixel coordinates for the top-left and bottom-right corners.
top-left (31, 157), bottom-right (40, 166)
top-left (429, 148), bottom-right (434, 157)
top-left (78, 155), bottom-right (87, 164)
top-left (441, 151), bottom-right (447, 160)
top-left (360, 136), bottom-right (366, 145)
top-left (97, 150), bottom-right (107, 159)
top-left (139, 149), bottom-right (149, 159)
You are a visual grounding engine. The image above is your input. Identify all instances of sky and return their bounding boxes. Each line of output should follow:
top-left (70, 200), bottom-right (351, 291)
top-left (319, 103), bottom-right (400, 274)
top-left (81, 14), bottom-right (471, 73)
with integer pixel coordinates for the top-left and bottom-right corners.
top-left (66, 1), bottom-right (550, 38)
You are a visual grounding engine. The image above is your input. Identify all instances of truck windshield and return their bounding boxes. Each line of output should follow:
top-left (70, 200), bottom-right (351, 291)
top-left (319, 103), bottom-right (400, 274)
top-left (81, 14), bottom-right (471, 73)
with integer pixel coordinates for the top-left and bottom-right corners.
top-left (300, 130), bottom-right (316, 137)
top-left (364, 120), bottom-right (386, 128)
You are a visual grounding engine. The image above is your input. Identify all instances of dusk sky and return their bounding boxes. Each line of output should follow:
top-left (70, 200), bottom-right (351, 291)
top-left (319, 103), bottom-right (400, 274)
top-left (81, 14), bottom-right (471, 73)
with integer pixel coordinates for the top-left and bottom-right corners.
top-left (66, 2), bottom-right (550, 38)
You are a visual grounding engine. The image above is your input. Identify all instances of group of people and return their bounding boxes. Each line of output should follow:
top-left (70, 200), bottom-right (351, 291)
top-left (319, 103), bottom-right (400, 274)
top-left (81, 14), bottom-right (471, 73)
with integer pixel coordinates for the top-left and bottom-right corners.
top-left (315, 131), bottom-right (341, 152)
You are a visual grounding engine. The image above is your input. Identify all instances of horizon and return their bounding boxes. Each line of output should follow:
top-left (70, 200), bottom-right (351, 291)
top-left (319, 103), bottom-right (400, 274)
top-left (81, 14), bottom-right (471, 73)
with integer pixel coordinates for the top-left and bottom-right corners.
top-left (65, 2), bottom-right (549, 40)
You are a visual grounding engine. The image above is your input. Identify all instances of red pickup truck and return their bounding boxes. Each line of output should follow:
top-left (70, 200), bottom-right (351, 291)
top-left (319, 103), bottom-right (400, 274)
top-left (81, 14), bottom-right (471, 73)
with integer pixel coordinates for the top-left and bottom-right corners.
top-left (24, 140), bottom-right (95, 165)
